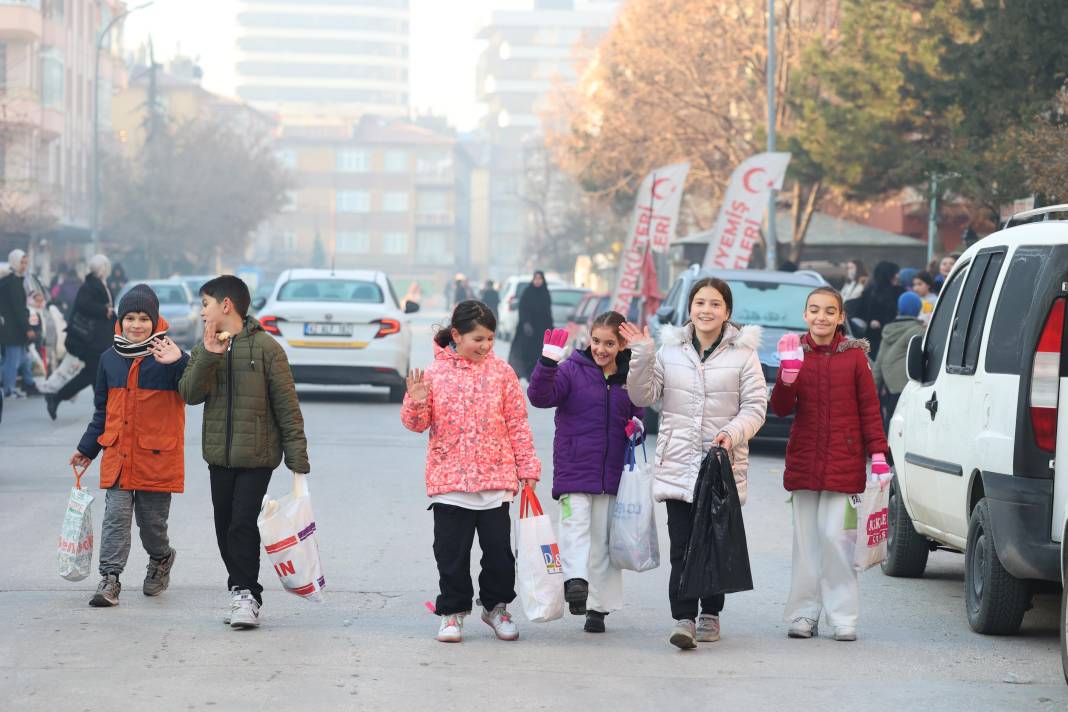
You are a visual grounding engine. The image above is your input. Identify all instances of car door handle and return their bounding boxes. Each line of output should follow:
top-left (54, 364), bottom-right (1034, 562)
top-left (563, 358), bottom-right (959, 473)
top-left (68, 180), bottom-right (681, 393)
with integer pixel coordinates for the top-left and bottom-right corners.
top-left (925, 392), bottom-right (938, 420)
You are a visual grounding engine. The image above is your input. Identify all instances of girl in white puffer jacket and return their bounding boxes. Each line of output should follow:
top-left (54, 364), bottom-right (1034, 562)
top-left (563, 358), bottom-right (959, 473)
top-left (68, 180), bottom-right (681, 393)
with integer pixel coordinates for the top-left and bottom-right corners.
top-left (622, 277), bottom-right (767, 650)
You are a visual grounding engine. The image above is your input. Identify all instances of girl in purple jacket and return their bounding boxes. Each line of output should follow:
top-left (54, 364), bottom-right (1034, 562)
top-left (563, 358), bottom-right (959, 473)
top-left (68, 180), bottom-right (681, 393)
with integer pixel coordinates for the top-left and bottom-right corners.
top-left (527, 311), bottom-right (643, 633)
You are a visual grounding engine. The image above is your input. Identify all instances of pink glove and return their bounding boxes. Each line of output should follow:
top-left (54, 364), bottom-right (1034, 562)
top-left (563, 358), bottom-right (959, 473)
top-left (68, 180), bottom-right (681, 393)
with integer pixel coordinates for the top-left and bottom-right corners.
top-left (625, 416), bottom-right (643, 439)
top-left (541, 328), bottom-right (569, 362)
top-left (777, 333), bottom-right (804, 385)
top-left (871, 453), bottom-right (890, 476)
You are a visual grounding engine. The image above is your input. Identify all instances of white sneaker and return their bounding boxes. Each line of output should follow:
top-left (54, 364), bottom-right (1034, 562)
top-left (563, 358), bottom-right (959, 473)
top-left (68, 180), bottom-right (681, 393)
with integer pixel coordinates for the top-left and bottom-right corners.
top-left (481, 604), bottom-right (519, 641)
top-left (437, 613), bottom-right (466, 643)
top-left (833, 626), bottom-right (857, 642)
top-left (229, 588), bottom-right (261, 629)
top-left (223, 589), bottom-right (240, 625)
top-left (788, 616), bottom-right (818, 639)
top-left (696, 614), bottom-right (720, 642)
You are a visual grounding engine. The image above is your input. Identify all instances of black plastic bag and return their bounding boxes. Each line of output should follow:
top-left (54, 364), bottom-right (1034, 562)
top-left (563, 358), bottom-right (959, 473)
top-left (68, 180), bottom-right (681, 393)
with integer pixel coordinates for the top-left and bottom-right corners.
top-left (676, 446), bottom-right (754, 599)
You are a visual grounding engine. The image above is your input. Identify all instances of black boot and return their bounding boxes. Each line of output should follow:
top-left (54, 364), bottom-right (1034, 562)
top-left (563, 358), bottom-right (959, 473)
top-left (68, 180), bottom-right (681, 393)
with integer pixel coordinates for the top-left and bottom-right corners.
top-left (564, 578), bottom-right (588, 615)
top-left (584, 610), bottom-right (607, 633)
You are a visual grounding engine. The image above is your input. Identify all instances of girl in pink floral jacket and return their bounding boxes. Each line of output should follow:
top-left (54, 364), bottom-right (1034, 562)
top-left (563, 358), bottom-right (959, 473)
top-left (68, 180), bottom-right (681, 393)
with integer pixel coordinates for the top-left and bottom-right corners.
top-left (401, 300), bottom-right (540, 644)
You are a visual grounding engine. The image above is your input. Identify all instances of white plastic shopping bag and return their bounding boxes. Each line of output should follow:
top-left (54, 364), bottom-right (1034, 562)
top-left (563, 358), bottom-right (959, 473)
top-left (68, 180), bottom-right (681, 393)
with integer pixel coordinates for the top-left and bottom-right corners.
top-left (58, 465), bottom-right (94, 581)
top-left (514, 486), bottom-right (564, 622)
top-left (854, 475), bottom-right (890, 571)
top-left (39, 353), bottom-right (84, 394)
top-left (257, 473), bottom-right (326, 601)
top-left (609, 436), bottom-right (660, 572)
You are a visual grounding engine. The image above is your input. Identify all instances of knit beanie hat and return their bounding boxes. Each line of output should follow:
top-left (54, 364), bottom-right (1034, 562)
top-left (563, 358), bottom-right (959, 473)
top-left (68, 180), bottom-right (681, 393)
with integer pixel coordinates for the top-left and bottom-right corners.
top-left (118, 283), bottom-right (160, 330)
top-left (897, 291), bottom-right (923, 318)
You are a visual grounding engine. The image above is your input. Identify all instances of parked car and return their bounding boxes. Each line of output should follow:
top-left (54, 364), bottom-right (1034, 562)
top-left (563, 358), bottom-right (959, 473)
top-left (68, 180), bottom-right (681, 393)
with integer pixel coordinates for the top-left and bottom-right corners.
top-left (115, 279), bottom-right (201, 349)
top-left (550, 287), bottom-right (590, 327)
top-left (646, 265), bottom-right (835, 436)
top-left (254, 269), bottom-right (418, 401)
top-left (883, 206), bottom-right (1068, 650)
top-left (497, 274), bottom-right (566, 341)
top-left (566, 293), bottom-right (647, 354)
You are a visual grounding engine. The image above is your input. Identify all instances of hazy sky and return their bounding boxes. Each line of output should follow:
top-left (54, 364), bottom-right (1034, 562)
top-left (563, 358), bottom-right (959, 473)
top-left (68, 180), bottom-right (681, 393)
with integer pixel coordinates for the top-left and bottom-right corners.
top-left (122, 0), bottom-right (532, 130)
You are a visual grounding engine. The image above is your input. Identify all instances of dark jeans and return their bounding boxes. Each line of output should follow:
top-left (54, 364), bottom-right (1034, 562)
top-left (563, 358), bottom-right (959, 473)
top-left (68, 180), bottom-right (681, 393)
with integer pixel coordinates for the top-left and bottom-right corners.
top-left (666, 499), bottom-right (725, 620)
top-left (56, 352), bottom-right (100, 403)
top-left (432, 503), bottom-right (516, 616)
top-left (881, 391), bottom-right (901, 436)
top-left (209, 466), bottom-right (273, 603)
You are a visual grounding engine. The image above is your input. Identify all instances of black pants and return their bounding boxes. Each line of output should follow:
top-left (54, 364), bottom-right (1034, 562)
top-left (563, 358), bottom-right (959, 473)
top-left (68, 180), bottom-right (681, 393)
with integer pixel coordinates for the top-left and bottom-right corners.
top-left (666, 499), bottom-right (725, 620)
top-left (432, 503), bottom-right (516, 616)
top-left (209, 466), bottom-right (273, 603)
top-left (56, 352), bottom-right (101, 403)
top-left (881, 391), bottom-right (901, 436)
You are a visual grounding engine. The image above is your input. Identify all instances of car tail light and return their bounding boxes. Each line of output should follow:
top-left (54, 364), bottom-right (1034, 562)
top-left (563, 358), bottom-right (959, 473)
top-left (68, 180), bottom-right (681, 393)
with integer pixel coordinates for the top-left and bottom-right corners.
top-left (1030, 297), bottom-right (1064, 452)
top-left (259, 315), bottom-right (282, 336)
top-left (374, 318), bottom-right (401, 338)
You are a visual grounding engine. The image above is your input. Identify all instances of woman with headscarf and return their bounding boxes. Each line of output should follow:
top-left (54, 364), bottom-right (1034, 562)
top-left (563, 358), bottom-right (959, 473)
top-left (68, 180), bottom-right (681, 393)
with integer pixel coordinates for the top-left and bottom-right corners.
top-left (46, 254), bottom-right (115, 420)
top-left (508, 271), bottom-right (554, 379)
top-left (856, 260), bottom-right (904, 359)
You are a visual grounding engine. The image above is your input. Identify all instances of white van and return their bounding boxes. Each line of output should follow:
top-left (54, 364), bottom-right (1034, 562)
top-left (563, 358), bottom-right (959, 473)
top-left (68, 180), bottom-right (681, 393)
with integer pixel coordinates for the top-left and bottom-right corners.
top-left (885, 206), bottom-right (1068, 655)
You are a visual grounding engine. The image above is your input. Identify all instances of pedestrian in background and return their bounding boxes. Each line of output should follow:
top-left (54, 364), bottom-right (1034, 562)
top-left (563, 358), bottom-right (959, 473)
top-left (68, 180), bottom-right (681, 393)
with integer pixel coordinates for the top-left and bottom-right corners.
top-left (56, 267), bottom-right (83, 314)
top-left (856, 260), bottom-right (903, 358)
top-left (872, 292), bottom-right (926, 432)
top-left (401, 300), bottom-right (540, 644)
top-left (772, 286), bottom-right (889, 643)
top-left (69, 285), bottom-right (187, 607)
top-left (527, 311), bottom-right (643, 633)
top-left (910, 271), bottom-right (937, 323)
top-left (480, 279), bottom-right (500, 318)
top-left (508, 270), bottom-right (553, 380)
top-left (47, 254), bottom-right (114, 420)
top-left (623, 277), bottom-right (767, 650)
top-left (840, 259), bottom-right (867, 304)
top-left (935, 254), bottom-right (957, 293)
top-left (401, 281), bottom-right (422, 310)
top-left (1, 249), bottom-right (37, 398)
top-left (178, 275), bottom-right (310, 630)
top-left (107, 262), bottom-right (128, 298)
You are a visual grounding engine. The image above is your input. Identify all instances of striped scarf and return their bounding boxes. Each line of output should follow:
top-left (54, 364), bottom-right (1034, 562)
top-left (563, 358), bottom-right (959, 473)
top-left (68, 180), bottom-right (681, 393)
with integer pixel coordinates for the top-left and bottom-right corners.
top-left (113, 330), bottom-right (168, 359)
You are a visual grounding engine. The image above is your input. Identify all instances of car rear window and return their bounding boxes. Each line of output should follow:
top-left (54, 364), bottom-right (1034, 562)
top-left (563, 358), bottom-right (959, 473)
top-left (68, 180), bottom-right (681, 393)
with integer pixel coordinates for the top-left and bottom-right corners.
top-left (277, 279), bottom-right (383, 303)
top-left (150, 285), bottom-right (189, 305)
top-left (551, 289), bottom-right (587, 307)
top-left (727, 282), bottom-right (814, 330)
top-left (985, 246), bottom-right (1052, 374)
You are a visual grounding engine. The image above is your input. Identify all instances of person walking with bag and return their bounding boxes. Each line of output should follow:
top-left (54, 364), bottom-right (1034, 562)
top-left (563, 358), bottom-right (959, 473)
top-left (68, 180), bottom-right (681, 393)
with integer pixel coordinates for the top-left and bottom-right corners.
top-left (771, 286), bottom-right (889, 642)
top-left (508, 271), bottom-right (553, 379)
top-left (401, 300), bottom-right (540, 644)
top-left (527, 311), bottom-right (643, 633)
top-left (69, 285), bottom-right (188, 607)
top-left (622, 277), bottom-right (767, 650)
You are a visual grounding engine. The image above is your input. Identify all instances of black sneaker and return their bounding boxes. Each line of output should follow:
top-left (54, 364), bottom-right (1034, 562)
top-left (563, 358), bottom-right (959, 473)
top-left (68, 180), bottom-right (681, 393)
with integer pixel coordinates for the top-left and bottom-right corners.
top-left (564, 578), bottom-right (588, 615)
top-left (584, 610), bottom-right (607, 633)
top-left (90, 574), bottom-right (121, 607)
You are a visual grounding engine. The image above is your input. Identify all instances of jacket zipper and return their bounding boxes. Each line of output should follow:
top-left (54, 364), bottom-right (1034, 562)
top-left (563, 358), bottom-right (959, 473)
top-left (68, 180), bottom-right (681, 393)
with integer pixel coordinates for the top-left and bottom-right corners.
top-left (601, 382), bottom-right (611, 493)
top-left (225, 339), bottom-right (234, 468)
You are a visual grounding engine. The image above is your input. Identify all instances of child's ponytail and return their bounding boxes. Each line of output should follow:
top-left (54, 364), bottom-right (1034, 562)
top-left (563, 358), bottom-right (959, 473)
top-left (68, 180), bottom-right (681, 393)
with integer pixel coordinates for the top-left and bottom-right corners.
top-left (434, 299), bottom-right (498, 347)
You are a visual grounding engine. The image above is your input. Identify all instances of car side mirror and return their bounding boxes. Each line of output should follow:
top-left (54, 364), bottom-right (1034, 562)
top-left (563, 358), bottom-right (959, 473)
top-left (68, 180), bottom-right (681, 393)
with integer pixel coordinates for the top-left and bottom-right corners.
top-left (656, 305), bottom-right (675, 324)
top-left (906, 334), bottom-right (924, 383)
top-left (404, 300), bottom-right (420, 314)
top-left (251, 297), bottom-right (267, 311)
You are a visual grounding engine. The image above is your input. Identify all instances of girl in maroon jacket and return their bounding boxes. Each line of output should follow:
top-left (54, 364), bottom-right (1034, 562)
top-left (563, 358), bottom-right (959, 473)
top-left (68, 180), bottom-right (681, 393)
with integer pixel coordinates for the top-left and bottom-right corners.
top-left (770, 286), bottom-right (890, 642)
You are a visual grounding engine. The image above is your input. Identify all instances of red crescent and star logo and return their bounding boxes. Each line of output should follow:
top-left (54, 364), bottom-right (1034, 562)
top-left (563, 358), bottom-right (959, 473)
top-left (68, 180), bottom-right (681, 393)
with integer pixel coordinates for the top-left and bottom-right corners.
top-left (652, 177), bottom-right (674, 200)
top-left (742, 167), bottom-right (775, 194)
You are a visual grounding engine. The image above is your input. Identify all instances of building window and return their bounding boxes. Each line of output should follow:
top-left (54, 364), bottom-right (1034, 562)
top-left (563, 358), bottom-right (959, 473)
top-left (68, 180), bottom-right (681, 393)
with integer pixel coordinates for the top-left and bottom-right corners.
top-left (41, 47), bottom-right (64, 109)
top-left (383, 231), bottom-right (408, 255)
top-left (383, 191), bottom-right (408, 212)
top-left (337, 190), bottom-right (370, 213)
top-left (384, 150), bottom-right (408, 173)
top-left (336, 231), bottom-right (370, 254)
top-left (276, 149), bottom-right (297, 169)
top-left (417, 191), bottom-right (448, 214)
top-left (417, 230), bottom-right (452, 264)
top-left (337, 150), bottom-right (369, 173)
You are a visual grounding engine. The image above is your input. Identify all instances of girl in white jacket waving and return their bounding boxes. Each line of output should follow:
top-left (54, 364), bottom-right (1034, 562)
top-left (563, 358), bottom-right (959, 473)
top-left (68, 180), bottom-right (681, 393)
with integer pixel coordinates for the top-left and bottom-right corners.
top-left (621, 277), bottom-right (767, 650)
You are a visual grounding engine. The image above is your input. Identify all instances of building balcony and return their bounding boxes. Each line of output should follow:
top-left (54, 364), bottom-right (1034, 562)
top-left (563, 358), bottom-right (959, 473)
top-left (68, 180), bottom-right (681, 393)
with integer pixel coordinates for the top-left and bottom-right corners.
top-left (415, 212), bottom-right (454, 226)
top-left (0, 1), bottom-right (42, 41)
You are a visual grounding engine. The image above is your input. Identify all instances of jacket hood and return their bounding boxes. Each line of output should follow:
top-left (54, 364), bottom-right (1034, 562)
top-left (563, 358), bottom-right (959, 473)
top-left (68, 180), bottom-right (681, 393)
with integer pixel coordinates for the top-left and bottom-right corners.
top-left (660, 322), bottom-right (763, 352)
top-left (801, 330), bottom-right (870, 354)
top-left (433, 340), bottom-right (498, 368)
top-left (241, 314), bottom-right (263, 336)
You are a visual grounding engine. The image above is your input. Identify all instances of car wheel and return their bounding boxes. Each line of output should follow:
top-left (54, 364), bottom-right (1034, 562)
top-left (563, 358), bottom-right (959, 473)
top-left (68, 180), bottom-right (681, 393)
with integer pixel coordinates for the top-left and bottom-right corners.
top-left (965, 498), bottom-right (1031, 635)
top-left (881, 476), bottom-right (929, 578)
top-left (388, 383), bottom-right (406, 403)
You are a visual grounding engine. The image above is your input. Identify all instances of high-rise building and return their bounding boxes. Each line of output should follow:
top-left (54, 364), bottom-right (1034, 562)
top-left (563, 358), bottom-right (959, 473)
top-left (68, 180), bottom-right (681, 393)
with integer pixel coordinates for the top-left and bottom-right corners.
top-left (234, 0), bottom-right (410, 121)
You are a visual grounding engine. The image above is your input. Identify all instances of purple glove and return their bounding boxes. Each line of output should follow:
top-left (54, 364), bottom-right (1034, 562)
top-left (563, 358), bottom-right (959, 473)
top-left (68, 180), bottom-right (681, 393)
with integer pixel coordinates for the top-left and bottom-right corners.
top-left (541, 328), bottom-right (569, 362)
top-left (777, 333), bottom-right (804, 385)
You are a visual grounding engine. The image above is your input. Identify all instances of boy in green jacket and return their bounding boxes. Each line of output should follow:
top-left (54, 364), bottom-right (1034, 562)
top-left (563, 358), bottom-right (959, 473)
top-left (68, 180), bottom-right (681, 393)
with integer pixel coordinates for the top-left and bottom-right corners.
top-left (178, 276), bottom-right (310, 629)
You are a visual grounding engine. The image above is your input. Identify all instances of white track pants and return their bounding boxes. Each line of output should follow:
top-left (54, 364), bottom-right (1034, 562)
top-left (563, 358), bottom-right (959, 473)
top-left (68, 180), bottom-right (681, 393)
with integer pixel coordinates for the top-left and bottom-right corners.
top-left (784, 490), bottom-right (859, 628)
top-left (558, 493), bottom-right (623, 613)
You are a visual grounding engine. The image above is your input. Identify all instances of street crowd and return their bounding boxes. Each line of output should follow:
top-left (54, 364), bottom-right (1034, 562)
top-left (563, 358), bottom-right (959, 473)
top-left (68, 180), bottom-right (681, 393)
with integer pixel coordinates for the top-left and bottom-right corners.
top-left (0, 251), bottom-right (957, 648)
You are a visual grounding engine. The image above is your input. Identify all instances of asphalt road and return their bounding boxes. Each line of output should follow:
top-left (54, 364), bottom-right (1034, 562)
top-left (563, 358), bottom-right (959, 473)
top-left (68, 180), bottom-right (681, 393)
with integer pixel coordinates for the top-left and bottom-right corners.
top-left (2, 315), bottom-right (1066, 711)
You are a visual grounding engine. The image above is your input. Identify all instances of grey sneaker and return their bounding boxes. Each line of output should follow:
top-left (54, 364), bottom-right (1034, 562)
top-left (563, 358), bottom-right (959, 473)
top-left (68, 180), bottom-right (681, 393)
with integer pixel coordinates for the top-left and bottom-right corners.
top-left (223, 589), bottom-right (240, 625)
top-left (89, 574), bottom-right (121, 607)
top-left (669, 619), bottom-right (697, 650)
top-left (833, 626), bottom-right (857, 642)
top-left (788, 616), bottom-right (819, 639)
top-left (481, 604), bottom-right (519, 641)
top-left (696, 613), bottom-right (720, 642)
top-left (229, 588), bottom-right (261, 629)
top-left (143, 548), bottom-right (176, 596)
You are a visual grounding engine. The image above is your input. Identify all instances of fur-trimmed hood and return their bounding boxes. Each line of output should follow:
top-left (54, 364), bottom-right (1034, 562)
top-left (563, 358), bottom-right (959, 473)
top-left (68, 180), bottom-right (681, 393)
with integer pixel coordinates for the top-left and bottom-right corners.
top-left (800, 330), bottom-right (870, 354)
top-left (659, 321), bottom-right (763, 353)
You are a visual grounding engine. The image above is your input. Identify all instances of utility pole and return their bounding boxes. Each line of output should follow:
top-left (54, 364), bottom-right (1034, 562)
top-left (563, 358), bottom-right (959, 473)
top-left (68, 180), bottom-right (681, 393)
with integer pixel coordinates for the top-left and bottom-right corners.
top-left (927, 173), bottom-right (939, 266)
top-left (765, 0), bottom-right (778, 271)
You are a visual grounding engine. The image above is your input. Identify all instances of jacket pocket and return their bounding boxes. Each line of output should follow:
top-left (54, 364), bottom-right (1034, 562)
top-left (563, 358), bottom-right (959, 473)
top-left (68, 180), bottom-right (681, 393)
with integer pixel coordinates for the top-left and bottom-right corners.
top-left (98, 431), bottom-right (119, 447)
top-left (137, 434), bottom-right (179, 454)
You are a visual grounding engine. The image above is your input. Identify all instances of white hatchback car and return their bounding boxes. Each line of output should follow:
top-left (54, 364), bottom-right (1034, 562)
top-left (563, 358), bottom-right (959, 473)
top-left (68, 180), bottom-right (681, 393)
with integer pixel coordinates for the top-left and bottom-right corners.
top-left (254, 269), bottom-right (417, 401)
top-left (885, 206), bottom-right (1068, 648)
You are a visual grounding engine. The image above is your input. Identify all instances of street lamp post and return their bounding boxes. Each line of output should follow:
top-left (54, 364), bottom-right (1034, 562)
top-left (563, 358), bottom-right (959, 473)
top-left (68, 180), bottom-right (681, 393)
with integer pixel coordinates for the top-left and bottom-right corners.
top-left (765, 0), bottom-right (778, 271)
top-left (91, 1), bottom-right (154, 255)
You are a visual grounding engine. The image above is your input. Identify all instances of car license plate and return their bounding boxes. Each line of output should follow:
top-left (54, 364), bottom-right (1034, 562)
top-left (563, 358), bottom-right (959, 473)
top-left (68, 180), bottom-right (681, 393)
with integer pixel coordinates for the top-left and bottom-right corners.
top-left (304, 322), bottom-right (353, 337)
